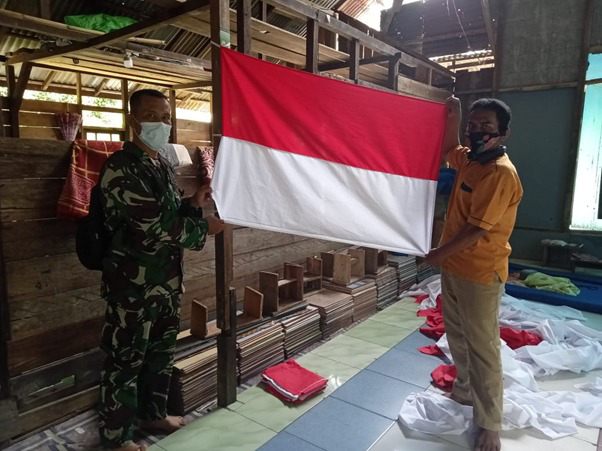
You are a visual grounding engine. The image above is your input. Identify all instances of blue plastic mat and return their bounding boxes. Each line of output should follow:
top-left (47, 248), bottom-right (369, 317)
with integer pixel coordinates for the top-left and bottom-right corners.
top-left (506, 263), bottom-right (602, 314)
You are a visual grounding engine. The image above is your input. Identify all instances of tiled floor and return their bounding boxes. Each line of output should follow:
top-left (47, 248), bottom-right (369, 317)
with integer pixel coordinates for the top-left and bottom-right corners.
top-left (151, 297), bottom-right (602, 451)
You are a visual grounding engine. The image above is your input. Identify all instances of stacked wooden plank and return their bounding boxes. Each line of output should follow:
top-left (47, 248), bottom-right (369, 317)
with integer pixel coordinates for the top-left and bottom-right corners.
top-left (237, 321), bottom-right (285, 383)
top-left (371, 266), bottom-right (399, 308)
top-left (417, 262), bottom-right (438, 283)
top-left (324, 278), bottom-right (377, 322)
top-left (388, 255), bottom-right (418, 294)
top-left (281, 306), bottom-right (322, 359)
top-left (168, 343), bottom-right (218, 415)
top-left (307, 289), bottom-right (354, 338)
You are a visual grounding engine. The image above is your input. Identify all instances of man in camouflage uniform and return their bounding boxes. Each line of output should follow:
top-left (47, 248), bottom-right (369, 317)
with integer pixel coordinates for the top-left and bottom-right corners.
top-left (98, 89), bottom-right (224, 451)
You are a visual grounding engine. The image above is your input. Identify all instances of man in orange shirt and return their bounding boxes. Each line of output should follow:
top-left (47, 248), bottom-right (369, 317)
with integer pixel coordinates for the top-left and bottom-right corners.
top-left (426, 96), bottom-right (523, 451)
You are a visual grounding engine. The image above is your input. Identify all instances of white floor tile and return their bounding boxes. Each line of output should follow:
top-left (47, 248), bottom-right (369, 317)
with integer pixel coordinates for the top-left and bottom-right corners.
top-left (369, 422), bottom-right (468, 451)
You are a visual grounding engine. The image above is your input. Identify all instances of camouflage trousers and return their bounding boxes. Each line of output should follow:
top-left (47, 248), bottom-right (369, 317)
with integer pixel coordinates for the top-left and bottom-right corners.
top-left (98, 293), bottom-right (180, 448)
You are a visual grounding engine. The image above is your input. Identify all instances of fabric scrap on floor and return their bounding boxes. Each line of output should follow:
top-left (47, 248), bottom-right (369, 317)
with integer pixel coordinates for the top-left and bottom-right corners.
top-left (399, 275), bottom-right (602, 440)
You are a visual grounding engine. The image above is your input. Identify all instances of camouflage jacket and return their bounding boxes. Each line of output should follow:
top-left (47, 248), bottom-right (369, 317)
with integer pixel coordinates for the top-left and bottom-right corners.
top-left (99, 141), bottom-right (208, 301)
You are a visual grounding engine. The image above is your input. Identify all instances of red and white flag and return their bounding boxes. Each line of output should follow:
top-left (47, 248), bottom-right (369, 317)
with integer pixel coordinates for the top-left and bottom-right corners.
top-left (212, 49), bottom-right (447, 255)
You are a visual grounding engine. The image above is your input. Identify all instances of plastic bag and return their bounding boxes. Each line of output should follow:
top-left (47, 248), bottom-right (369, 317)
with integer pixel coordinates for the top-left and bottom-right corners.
top-left (65, 14), bottom-right (136, 33)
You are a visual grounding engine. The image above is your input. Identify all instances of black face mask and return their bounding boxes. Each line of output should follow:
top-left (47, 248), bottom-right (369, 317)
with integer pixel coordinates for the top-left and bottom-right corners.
top-left (467, 131), bottom-right (505, 164)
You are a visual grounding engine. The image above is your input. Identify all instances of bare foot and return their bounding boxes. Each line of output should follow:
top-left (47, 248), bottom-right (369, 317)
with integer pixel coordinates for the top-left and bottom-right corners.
top-left (139, 415), bottom-right (185, 433)
top-left (443, 392), bottom-right (474, 406)
top-left (112, 441), bottom-right (148, 451)
top-left (474, 428), bottom-right (501, 451)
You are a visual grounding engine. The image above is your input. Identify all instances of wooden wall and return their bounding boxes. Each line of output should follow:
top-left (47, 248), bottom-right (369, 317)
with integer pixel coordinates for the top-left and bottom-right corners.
top-left (0, 136), bottom-right (343, 439)
top-left (0, 97), bottom-right (212, 147)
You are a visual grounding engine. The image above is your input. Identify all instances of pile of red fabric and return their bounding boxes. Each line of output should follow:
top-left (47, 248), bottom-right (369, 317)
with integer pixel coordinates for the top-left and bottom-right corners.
top-left (410, 294), bottom-right (543, 392)
top-left (261, 359), bottom-right (328, 404)
top-left (57, 140), bottom-right (123, 218)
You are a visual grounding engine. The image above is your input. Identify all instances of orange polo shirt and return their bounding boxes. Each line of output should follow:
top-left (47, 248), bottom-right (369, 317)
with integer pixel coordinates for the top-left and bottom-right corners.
top-left (440, 146), bottom-right (523, 285)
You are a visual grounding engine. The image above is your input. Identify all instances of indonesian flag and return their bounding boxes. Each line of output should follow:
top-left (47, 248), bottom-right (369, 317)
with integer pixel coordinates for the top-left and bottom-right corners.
top-left (212, 48), bottom-right (447, 255)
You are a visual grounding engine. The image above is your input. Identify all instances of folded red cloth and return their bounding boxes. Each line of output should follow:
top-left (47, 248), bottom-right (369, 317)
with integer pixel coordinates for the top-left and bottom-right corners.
top-left (261, 359), bottom-right (328, 404)
top-left (57, 140), bottom-right (123, 218)
top-left (418, 344), bottom-right (444, 356)
top-left (431, 364), bottom-right (456, 392)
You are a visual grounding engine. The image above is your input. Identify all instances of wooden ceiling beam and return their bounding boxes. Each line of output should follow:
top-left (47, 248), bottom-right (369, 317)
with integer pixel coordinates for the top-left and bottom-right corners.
top-left (0, 10), bottom-right (163, 46)
top-left (172, 80), bottom-right (213, 90)
top-left (94, 78), bottom-right (109, 96)
top-left (263, 0), bottom-right (400, 56)
top-left (7, 0), bottom-right (211, 65)
top-left (125, 42), bottom-right (212, 70)
top-left (41, 70), bottom-right (55, 90)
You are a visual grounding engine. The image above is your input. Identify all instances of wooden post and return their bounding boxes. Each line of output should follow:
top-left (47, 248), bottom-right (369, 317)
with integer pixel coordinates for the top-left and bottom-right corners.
top-left (211, 0), bottom-right (236, 408)
top-left (0, 187), bottom-right (10, 398)
top-left (388, 53), bottom-right (400, 91)
top-left (565, 0), bottom-right (595, 228)
top-left (257, 1), bottom-right (267, 60)
top-left (8, 62), bottom-right (32, 138)
top-left (39, 0), bottom-right (51, 19)
top-left (75, 72), bottom-right (82, 138)
top-left (169, 89), bottom-right (177, 144)
top-left (349, 38), bottom-right (359, 83)
top-left (217, 288), bottom-right (237, 407)
top-left (306, 18), bottom-right (318, 73)
top-left (5, 64), bottom-right (15, 138)
top-left (237, 0), bottom-right (251, 54)
top-left (121, 79), bottom-right (130, 141)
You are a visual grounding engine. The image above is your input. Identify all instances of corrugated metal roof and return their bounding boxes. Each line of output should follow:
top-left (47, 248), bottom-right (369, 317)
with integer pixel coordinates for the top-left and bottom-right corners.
top-left (0, 0), bottom-right (403, 111)
top-left (385, 0), bottom-right (489, 57)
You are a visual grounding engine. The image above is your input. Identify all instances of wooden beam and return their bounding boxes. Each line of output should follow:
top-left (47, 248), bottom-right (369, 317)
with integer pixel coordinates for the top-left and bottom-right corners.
top-left (257, 0), bottom-right (267, 60)
top-left (319, 53), bottom-right (390, 72)
top-left (169, 89), bottom-right (177, 143)
top-left (75, 72), bottom-right (82, 105)
top-left (32, 61), bottom-right (176, 87)
top-left (41, 70), bottom-right (56, 90)
top-left (237, 0), bottom-right (252, 54)
top-left (39, 0), bottom-right (51, 19)
top-left (480, 0), bottom-right (495, 53)
top-left (0, 10), bottom-right (164, 46)
top-left (566, 0), bottom-right (595, 229)
top-left (122, 79), bottom-right (130, 141)
top-left (7, 0), bottom-right (212, 65)
top-left (306, 18), bottom-right (319, 73)
top-left (388, 53), bottom-right (400, 91)
top-left (172, 80), bottom-right (213, 90)
top-left (349, 38), bottom-right (359, 82)
top-left (0, 169), bottom-right (9, 397)
top-left (216, 288), bottom-right (237, 408)
top-left (94, 78), bottom-right (109, 96)
top-left (211, 0), bottom-right (236, 408)
top-left (264, 0), bottom-right (399, 56)
top-left (125, 42), bottom-right (212, 70)
top-left (8, 63), bottom-right (33, 138)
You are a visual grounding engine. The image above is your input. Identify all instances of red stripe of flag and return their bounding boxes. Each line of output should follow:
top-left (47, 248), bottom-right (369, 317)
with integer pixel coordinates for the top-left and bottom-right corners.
top-left (221, 48), bottom-right (446, 181)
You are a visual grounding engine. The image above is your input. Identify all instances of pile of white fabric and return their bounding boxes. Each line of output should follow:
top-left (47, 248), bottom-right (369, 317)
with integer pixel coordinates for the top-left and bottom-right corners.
top-left (398, 276), bottom-right (602, 439)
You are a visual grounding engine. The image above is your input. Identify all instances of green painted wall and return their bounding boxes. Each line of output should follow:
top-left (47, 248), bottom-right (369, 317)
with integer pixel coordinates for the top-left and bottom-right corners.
top-left (498, 89), bottom-right (602, 260)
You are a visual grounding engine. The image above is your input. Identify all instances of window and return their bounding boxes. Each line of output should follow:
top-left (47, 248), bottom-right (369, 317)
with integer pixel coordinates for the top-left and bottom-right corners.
top-left (86, 131), bottom-right (122, 142)
top-left (571, 53), bottom-right (602, 231)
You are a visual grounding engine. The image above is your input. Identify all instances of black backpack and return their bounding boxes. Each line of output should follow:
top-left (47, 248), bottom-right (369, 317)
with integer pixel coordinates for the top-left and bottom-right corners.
top-left (76, 151), bottom-right (136, 271)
